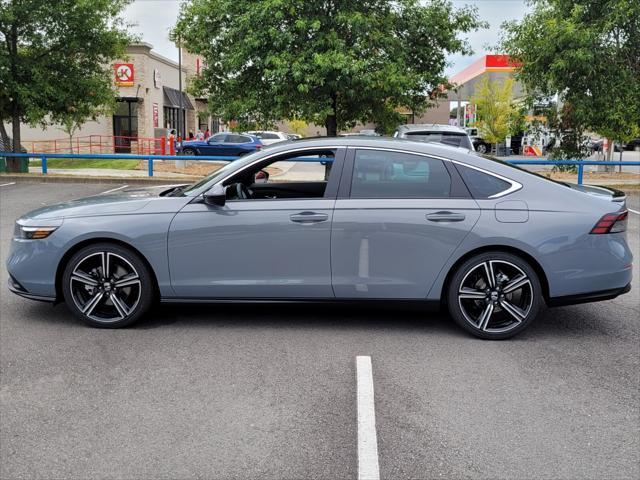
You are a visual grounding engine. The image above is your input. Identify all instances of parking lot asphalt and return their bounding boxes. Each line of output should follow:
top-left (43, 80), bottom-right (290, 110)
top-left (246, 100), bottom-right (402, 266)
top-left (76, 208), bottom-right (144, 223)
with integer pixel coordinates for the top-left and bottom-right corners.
top-left (1, 182), bottom-right (638, 480)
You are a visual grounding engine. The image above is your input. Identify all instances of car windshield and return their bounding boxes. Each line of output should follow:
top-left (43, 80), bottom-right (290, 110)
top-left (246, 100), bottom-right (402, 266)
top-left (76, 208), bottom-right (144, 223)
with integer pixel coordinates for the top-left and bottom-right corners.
top-left (405, 132), bottom-right (470, 148)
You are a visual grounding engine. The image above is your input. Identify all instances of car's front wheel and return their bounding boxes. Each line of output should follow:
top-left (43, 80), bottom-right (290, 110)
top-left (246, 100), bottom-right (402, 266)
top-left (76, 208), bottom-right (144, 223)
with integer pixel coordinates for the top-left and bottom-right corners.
top-left (62, 243), bottom-right (154, 328)
top-left (181, 147), bottom-right (196, 155)
top-left (475, 143), bottom-right (488, 154)
top-left (447, 252), bottom-right (544, 339)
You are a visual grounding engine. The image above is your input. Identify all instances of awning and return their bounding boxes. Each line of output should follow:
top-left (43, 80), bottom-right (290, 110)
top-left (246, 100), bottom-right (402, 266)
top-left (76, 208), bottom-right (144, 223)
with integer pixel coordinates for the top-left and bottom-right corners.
top-left (163, 86), bottom-right (194, 110)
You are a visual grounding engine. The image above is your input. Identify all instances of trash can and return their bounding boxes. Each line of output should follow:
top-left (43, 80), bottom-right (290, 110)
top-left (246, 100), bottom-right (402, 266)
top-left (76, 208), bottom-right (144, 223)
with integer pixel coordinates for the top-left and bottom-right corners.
top-left (0, 155), bottom-right (29, 173)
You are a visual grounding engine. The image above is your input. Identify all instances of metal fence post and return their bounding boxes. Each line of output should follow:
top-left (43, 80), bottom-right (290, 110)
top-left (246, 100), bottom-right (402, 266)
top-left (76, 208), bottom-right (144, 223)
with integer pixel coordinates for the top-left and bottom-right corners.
top-left (577, 163), bottom-right (584, 185)
top-left (41, 155), bottom-right (47, 174)
top-left (148, 158), bottom-right (154, 177)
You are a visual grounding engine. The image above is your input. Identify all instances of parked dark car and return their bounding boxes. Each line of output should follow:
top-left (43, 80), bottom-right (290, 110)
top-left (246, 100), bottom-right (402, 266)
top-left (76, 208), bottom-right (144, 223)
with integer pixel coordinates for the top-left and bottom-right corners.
top-left (179, 132), bottom-right (262, 157)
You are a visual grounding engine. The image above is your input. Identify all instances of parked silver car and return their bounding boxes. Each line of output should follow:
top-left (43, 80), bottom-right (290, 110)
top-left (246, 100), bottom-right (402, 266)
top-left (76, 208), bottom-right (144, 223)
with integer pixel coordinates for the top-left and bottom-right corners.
top-left (7, 138), bottom-right (632, 339)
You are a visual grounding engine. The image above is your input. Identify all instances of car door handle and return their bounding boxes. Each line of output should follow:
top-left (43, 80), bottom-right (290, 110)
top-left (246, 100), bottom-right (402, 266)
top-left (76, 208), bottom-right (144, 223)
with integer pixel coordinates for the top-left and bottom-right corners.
top-left (290, 212), bottom-right (329, 223)
top-left (426, 211), bottom-right (466, 222)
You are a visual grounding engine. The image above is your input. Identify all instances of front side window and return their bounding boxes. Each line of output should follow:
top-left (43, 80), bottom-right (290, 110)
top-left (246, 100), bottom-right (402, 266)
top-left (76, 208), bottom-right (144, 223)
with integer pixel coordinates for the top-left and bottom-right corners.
top-left (208, 133), bottom-right (227, 143)
top-left (223, 149), bottom-right (337, 200)
top-left (350, 150), bottom-right (451, 198)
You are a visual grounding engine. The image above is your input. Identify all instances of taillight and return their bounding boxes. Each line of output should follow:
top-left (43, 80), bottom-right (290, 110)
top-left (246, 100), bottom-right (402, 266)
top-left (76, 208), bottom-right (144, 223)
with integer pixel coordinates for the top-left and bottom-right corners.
top-left (590, 211), bottom-right (628, 234)
top-left (255, 144), bottom-right (262, 149)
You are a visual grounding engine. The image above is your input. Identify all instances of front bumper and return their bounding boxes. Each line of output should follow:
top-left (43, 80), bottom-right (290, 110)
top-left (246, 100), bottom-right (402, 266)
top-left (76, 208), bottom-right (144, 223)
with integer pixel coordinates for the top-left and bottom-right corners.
top-left (8, 275), bottom-right (56, 302)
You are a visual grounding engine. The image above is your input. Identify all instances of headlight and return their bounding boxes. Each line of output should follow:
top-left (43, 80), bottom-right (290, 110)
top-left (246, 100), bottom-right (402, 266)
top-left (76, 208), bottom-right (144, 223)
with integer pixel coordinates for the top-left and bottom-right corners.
top-left (14, 224), bottom-right (58, 239)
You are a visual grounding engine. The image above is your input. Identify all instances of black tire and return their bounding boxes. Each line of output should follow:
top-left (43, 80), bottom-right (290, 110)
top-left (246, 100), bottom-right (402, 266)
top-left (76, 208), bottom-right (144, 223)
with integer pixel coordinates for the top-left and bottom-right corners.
top-left (447, 251), bottom-right (544, 340)
top-left (182, 148), bottom-right (196, 156)
top-left (62, 243), bottom-right (155, 328)
top-left (476, 143), bottom-right (488, 154)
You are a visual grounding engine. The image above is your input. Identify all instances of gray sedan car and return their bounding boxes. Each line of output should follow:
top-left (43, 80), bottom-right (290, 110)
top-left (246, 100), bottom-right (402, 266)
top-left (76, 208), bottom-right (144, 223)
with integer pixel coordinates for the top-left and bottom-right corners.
top-left (7, 138), bottom-right (632, 339)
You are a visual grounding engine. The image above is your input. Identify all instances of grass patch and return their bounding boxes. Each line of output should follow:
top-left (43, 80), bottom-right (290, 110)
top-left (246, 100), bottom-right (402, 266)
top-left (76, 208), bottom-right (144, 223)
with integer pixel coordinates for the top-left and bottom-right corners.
top-left (29, 158), bottom-right (139, 170)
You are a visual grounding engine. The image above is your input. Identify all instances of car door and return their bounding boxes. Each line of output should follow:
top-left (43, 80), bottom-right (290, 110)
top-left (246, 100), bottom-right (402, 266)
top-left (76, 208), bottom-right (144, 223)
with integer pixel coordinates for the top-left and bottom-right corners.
top-left (167, 146), bottom-right (346, 298)
top-left (331, 147), bottom-right (480, 299)
top-left (224, 133), bottom-right (252, 156)
top-left (202, 133), bottom-right (228, 155)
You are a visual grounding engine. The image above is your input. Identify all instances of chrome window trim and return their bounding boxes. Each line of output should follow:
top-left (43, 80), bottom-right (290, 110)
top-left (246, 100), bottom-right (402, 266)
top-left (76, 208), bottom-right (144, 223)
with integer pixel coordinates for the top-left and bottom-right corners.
top-left (350, 146), bottom-right (522, 199)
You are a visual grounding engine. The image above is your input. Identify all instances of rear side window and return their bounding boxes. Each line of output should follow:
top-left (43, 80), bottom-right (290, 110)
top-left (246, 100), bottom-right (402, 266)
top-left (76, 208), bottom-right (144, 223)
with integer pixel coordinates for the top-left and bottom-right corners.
top-left (350, 150), bottom-right (451, 198)
top-left (456, 164), bottom-right (511, 198)
top-left (226, 134), bottom-right (251, 143)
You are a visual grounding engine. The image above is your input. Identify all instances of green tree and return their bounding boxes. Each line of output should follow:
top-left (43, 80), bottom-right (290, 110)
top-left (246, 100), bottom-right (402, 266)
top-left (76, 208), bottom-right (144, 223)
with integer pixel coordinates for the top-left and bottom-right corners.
top-left (0, 0), bottom-right (132, 171)
top-left (471, 77), bottom-right (521, 152)
top-left (501, 0), bottom-right (640, 160)
top-left (174, 0), bottom-right (485, 136)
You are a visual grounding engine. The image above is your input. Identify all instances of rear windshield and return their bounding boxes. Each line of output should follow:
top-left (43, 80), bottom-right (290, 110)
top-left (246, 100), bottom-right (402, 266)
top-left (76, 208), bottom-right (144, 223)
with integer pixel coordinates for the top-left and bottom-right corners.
top-left (405, 132), bottom-right (472, 149)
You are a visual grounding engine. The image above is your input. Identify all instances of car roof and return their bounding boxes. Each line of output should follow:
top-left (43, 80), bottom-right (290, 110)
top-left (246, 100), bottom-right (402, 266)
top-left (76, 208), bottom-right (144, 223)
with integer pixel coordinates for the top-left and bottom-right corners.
top-left (396, 124), bottom-right (468, 134)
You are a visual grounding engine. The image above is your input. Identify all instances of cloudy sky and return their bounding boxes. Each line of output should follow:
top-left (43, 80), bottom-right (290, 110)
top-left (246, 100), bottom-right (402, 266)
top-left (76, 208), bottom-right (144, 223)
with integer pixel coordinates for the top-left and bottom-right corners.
top-left (124, 0), bottom-right (529, 76)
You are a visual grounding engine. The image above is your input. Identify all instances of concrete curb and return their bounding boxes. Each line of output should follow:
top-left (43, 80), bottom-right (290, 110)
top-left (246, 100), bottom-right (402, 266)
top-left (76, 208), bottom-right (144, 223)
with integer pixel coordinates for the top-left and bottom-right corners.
top-left (0, 173), bottom-right (198, 185)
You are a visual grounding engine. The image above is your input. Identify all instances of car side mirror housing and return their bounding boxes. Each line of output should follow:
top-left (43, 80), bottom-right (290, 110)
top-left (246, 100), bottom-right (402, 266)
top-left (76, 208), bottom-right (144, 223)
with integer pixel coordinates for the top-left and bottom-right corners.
top-left (203, 185), bottom-right (226, 206)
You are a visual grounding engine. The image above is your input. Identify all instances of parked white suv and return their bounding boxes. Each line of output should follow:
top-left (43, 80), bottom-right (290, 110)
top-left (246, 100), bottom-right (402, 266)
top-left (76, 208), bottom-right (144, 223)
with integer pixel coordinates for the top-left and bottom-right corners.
top-left (246, 131), bottom-right (289, 145)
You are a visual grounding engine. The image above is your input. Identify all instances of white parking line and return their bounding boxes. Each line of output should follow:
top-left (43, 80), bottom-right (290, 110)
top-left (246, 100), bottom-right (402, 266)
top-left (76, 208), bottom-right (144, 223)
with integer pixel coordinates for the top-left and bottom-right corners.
top-left (100, 185), bottom-right (128, 194)
top-left (0, 182), bottom-right (16, 187)
top-left (357, 356), bottom-right (380, 480)
top-left (628, 208), bottom-right (640, 215)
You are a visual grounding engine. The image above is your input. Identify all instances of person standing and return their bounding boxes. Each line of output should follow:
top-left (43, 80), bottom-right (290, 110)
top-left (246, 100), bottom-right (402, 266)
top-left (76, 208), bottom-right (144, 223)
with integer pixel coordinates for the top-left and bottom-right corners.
top-left (204, 128), bottom-right (210, 139)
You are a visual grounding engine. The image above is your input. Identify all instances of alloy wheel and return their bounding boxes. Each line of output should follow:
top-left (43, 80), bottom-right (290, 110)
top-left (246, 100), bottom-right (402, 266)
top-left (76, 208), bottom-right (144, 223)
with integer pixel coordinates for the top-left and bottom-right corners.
top-left (69, 251), bottom-right (142, 323)
top-left (457, 260), bottom-right (533, 334)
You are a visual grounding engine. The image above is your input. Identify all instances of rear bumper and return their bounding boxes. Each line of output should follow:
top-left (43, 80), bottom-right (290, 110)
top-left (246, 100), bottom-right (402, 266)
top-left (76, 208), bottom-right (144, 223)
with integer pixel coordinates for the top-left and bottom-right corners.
top-left (548, 283), bottom-right (631, 307)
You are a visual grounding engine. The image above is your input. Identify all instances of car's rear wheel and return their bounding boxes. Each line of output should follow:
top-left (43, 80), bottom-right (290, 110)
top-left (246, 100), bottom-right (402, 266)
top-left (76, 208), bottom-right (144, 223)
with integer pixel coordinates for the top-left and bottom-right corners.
top-left (62, 243), bottom-right (154, 328)
top-left (476, 143), bottom-right (488, 154)
top-left (447, 252), bottom-right (543, 339)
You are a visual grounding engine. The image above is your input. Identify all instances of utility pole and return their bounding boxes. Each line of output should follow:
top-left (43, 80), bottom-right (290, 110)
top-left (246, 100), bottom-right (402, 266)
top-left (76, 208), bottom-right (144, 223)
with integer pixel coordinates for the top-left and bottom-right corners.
top-left (178, 35), bottom-right (183, 140)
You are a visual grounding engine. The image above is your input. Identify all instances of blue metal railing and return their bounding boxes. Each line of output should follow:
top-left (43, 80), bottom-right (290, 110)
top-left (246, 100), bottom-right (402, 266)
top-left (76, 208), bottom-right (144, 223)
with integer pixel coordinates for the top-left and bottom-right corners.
top-left (1, 152), bottom-right (639, 184)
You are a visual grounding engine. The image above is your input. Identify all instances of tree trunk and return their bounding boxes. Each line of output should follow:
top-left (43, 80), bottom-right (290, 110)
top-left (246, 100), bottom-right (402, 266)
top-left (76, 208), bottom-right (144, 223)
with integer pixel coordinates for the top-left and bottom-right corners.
top-left (324, 92), bottom-right (338, 136)
top-left (7, 24), bottom-right (22, 173)
top-left (0, 119), bottom-right (10, 147)
top-left (8, 104), bottom-right (22, 173)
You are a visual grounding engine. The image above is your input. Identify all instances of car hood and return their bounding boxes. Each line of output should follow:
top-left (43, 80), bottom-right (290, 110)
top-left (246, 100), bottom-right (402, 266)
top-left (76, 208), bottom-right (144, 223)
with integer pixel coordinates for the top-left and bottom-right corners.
top-left (18, 184), bottom-right (185, 222)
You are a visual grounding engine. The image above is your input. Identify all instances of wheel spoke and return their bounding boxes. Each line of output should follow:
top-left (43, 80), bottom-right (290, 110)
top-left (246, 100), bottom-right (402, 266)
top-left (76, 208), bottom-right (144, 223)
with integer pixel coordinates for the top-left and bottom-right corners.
top-left (101, 252), bottom-right (110, 278)
top-left (71, 271), bottom-right (98, 287)
top-left (499, 299), bottom-right (526, 322)
top-left (110, 294), bottom-right (130, 319)
top-left (459, 287), bottom-right (486, 299)
top-left (483, 261), bottom-right (496, 288)
top-left (82, 292), bottom-right (104, 316)
top-left (503, 274), bottom-right (530, 294)
top-left (114, 273), bottom-right (140, 288)
top-left (477, 302), bottom-right (494, 331)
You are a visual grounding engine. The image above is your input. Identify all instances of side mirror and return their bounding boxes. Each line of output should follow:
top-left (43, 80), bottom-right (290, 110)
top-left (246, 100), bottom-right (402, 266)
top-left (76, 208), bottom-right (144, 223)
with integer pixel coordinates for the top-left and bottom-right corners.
top-left (203, 185), bottom-right (226, 206)
top-left (253, 169), bottom-right (269, 184)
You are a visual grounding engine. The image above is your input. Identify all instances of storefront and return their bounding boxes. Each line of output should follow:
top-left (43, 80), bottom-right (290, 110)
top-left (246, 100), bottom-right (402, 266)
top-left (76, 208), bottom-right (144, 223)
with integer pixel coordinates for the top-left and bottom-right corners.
top-left (18, 42), bottom-right (205, 154)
